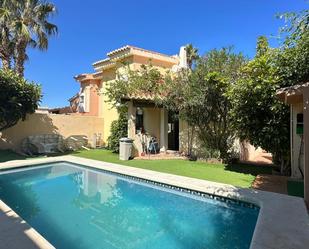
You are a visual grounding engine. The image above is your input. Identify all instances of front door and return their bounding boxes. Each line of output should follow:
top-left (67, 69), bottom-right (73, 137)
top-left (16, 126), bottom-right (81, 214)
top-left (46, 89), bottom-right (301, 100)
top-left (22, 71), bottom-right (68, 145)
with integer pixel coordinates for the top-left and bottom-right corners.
top-left (167, 112), bottom-right (179, 150)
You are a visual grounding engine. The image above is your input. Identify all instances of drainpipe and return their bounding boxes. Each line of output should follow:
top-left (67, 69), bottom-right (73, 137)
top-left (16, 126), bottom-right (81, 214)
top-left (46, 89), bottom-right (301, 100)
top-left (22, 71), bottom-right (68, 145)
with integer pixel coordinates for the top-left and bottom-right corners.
top-left (290, 105), bottom-right (294, 177)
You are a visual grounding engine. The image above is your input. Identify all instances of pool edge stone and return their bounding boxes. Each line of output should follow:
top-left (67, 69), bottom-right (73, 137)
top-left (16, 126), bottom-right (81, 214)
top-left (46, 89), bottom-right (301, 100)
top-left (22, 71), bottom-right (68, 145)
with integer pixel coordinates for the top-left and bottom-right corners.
top-left (0, 155), bottom-right (309, 249)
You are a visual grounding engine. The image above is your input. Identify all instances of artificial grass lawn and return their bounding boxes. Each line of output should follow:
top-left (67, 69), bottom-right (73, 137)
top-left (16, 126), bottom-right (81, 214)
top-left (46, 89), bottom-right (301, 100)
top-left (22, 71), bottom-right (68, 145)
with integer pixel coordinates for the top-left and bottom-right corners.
top-left (287, 179), bottom-right (304, 197)
top-left (0, 149), bottom-right (29, 162)
top-left (72, 149), bottom-right (272, 188)
top-left (0, 150), bottom-right (69, 163)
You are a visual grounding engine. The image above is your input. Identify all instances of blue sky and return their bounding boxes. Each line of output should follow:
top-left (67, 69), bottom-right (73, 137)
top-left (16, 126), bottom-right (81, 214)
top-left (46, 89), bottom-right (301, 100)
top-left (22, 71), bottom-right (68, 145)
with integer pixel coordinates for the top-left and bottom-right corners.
top-left (24, 0), bottom-right (308, 108)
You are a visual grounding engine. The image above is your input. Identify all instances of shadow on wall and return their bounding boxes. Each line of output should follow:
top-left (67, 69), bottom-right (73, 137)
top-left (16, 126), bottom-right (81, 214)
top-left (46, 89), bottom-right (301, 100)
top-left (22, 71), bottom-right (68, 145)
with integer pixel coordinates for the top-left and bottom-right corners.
top-left (0, 114), bottom-right (59, 152)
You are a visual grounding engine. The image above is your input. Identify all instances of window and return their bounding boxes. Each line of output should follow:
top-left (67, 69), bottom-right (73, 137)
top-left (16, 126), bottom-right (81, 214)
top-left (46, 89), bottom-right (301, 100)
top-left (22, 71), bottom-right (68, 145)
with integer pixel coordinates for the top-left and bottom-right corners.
top-left (136, 107), bottom-right (144, 133)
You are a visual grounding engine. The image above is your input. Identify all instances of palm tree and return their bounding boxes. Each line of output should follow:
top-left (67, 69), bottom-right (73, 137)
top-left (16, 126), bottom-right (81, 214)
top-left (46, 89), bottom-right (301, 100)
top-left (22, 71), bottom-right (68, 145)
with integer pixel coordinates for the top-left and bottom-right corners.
top-left (185, 44), bottom-right (199, 70)
top-left (184, 44), bottom-right (199, 158)
top-left (12, 0), bottom-right (58, 76)
top-left (0, 0), bottom-right (14, 69)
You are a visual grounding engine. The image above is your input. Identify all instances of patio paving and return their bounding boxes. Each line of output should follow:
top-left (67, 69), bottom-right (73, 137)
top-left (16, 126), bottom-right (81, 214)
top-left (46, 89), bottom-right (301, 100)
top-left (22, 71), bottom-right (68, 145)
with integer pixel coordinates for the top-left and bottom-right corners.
top-left (252, 174), bottom-right (288, 195)
top-left (135, 153), bottom-right (186, 160)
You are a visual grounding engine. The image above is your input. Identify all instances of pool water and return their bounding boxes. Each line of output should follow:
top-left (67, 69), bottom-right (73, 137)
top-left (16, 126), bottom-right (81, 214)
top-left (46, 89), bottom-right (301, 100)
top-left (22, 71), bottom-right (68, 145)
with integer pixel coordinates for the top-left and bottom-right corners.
top-left (0, 162), bottom-right (258, 249)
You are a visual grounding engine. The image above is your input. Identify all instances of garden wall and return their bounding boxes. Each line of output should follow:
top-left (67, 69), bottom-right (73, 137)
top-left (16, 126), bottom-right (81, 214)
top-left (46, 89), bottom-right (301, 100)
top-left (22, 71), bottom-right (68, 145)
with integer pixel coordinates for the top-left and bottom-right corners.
top-left (179, 121), bottom-right (272, 164)
top-left (0, 113), bottom-right (104, 152)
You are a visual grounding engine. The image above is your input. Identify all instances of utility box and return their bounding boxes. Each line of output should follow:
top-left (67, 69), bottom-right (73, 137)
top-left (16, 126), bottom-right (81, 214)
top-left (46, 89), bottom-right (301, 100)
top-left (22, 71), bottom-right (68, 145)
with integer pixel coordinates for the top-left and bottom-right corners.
top-left (296, 113), bottom-right (304, 135)
top-left (119, 138), bottom-right (134, 160)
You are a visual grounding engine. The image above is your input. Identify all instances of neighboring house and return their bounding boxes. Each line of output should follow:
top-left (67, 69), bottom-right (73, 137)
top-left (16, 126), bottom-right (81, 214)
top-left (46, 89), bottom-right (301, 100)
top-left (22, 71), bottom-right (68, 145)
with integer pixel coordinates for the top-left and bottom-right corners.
top-left (49, 106), bottom-right (73, 114)
top-left (36, 106), bottom-right (50, 114)
top-left (277, 82), bottom-right (309, 203)
top-left (36, 106), bottom-right (73, 114)
top-left (73, 45), bottom-right (183, 149)
top-left (68, 93), bottom-right (79, 113)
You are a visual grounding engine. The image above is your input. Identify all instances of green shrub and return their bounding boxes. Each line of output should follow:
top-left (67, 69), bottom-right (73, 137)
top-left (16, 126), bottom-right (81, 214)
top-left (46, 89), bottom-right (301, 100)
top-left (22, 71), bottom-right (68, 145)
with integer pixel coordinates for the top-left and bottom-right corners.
top-left (107, 105), bottom-right (128, 152)
top-left (0, 69), bottom-right (41, 131)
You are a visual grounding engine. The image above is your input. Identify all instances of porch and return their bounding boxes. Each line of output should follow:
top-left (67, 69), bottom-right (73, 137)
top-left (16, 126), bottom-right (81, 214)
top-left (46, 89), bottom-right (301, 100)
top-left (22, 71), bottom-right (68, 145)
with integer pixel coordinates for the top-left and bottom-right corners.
top-left (125, 97), bottom-right (181, 157)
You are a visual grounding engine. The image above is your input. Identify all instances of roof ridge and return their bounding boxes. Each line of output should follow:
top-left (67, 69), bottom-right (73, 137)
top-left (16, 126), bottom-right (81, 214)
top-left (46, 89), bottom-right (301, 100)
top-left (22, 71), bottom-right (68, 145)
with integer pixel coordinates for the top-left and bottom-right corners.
top-left (92, 45), bottom-right (179, 69)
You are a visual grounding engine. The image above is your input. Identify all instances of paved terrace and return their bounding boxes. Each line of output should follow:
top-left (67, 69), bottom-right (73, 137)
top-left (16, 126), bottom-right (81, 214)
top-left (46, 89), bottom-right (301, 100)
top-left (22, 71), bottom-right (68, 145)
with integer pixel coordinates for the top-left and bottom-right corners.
top-left (0, 156), bottom-right (309, 249)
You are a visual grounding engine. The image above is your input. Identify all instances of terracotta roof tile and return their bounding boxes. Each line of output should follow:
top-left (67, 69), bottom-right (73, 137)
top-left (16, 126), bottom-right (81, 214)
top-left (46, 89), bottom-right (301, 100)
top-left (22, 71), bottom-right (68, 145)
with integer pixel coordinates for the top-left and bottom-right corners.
top-left (277, 82), bottom-right (309, 96)
top-left (122, 92), bottom-right (164, 101)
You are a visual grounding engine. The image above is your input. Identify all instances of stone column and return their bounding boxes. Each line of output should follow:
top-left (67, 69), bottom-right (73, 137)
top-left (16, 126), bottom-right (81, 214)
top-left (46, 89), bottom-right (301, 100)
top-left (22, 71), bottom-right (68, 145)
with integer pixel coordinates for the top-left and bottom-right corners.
top-left (160, 108), bottom-right (168, 152)
top-left (303, 87), bottom-right (309, 205)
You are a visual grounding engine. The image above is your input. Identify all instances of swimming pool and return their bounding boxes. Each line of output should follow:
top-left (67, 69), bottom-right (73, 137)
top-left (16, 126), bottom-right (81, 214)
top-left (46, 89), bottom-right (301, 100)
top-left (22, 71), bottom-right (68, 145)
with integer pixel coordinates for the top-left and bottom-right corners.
top-left (0, 162), bottom-right (259, 249)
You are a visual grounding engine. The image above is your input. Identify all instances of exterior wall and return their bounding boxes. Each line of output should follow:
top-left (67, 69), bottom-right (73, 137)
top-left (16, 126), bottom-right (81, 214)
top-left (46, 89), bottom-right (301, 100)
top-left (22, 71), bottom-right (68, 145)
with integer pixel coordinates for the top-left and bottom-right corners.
top-left (99, 69), bottom-right (119, 142)
top-left (74, 53), bottom-right (178, 145)
top-left (76, 82), bottom-right (100, 116)
top-left (179, 119), bottom-right (202, 155)
top-left (143, 107), bottom-right (161, 140)
top-left (130, 60), bottom-right (171, 75)
top-left (179, 119), bottom-right (271, 162)
top-left (302, 87), bottom-right (309, 203)
top-left (0, 113), bottom-right (104, 151)
top-left (132, 55), bottom-right (177, 69)
top-left (96, 56), bottom-right (174, 144)
top-left (291, 103), bottom-right (305, 178)
top-left (127, 104), bottom-right (161, 156)
top-left (238, 141), bottom-right (272, 164)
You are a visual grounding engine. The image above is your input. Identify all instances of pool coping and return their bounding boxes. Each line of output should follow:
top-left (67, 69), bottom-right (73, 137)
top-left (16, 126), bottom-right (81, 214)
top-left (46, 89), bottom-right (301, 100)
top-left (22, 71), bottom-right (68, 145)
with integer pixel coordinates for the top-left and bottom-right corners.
top-left (0, 155), bottom-right (309, 249)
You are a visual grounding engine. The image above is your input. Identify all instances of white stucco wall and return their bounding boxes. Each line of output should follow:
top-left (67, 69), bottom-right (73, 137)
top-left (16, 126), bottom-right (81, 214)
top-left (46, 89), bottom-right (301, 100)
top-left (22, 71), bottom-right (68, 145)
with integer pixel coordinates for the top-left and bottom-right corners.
top-left (291, 103), bottom-right (304, 178)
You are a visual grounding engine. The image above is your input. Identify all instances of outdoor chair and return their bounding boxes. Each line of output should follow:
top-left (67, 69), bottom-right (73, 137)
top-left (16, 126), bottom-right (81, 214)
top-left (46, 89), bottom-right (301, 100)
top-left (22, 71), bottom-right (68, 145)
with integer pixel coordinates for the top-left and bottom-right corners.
top-left (147, 137), bottom-right (159, 154)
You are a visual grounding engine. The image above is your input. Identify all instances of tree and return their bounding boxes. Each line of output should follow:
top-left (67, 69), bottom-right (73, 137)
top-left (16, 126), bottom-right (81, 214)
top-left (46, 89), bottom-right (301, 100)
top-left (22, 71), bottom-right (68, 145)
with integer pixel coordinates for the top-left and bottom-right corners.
top-left (0, 0), bottom-right (14, 69)
top-left (13, 0), bottom-right (58, 76)
top-left (275, 29), bottom-right (309, 88)
top-left (183, 44), bottom-right (199, 157)
top-left (228, 7), bottom-right (309, 174)
top-left (228, 37), bottom-right (291, 173)
top-left (185, 44), bottom-right (199, 69)
top-left (107, 105), bottom-right (128, 153)
top-left (256, 36), bottom-right (269, 58)
top-left (163, 48), bottom-right (246, 161)
top-left (277, 9), bottom-right (309, 46)
top-left (0, 0), bottom-right (57, 76)
top-left (106, 64), bottom-right (165, 107)
top-left (106, 48), bottom-right (245, 161)
top-left (0, 69), bottom-right (41, 131)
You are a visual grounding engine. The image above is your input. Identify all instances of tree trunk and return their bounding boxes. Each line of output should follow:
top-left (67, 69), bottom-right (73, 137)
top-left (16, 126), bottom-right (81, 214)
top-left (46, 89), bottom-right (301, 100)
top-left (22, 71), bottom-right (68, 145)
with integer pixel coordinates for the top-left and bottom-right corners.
top-left (14, 39), bottom-right (27, 77)
top-left (187, 125), bottom-right (191, 156)
top-left (1, 54), bottom-right (11, 69)
top-left (0, 27), bottom-right (12, 70)
top-left (275, 153), bottom-right (291, 176)
top-left (186, 123), bottom-right (195, 157)
top-left (189, 125), bottom-right (194, 155)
